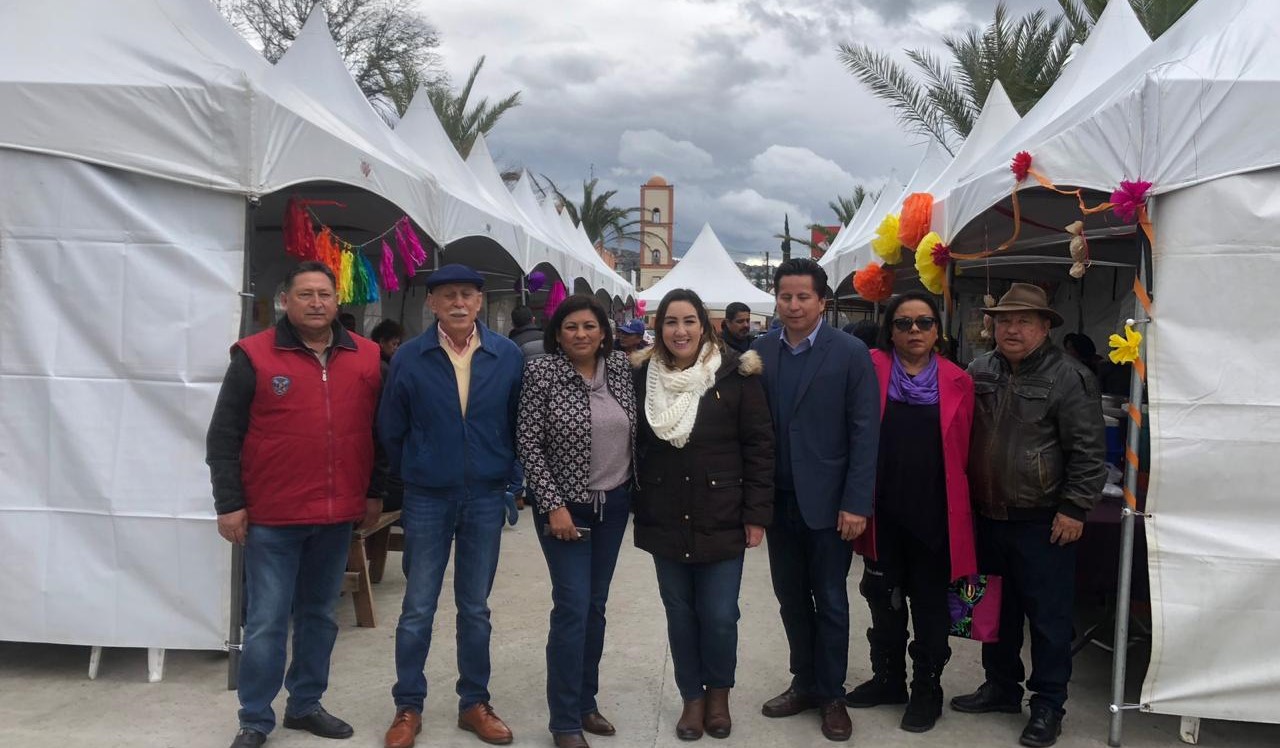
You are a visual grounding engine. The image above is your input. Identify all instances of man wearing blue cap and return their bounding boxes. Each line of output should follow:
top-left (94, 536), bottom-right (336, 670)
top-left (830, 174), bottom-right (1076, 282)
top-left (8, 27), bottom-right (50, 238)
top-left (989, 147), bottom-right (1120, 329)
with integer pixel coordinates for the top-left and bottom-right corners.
top-left (616, 319), bottom-right (650, 355)
top-left (378, 264), bottom-right (524, 748)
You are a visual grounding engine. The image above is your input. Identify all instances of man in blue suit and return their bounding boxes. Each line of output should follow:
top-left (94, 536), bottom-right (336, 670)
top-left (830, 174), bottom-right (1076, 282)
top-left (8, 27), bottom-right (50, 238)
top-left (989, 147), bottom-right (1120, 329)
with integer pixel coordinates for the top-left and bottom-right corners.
top-left (752, 258), bottom-right (880, 742)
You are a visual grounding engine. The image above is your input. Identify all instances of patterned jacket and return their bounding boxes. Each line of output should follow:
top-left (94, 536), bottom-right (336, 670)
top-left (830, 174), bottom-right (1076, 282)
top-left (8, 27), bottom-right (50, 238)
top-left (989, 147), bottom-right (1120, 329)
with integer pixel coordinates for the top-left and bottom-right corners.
top-left (517, 350), bottom-right (637, 513)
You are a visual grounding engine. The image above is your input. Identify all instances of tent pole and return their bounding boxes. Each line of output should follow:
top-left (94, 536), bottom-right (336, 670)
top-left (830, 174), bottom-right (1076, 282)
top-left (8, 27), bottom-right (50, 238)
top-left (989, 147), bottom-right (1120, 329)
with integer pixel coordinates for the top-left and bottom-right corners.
top-left (1107, 234), bottom-right (1150, 746)
top-left (942, 262), bottom-right (956, 356)
top-left (228, 195), bottom-right (259, 691)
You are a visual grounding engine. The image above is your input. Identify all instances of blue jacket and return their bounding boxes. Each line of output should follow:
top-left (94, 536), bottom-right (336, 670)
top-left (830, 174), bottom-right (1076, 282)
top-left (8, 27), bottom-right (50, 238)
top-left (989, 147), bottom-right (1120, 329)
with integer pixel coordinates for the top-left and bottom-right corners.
top-left (379, 322), bottom-right (523, 492)
top-left (752, 322), bottom-right (880, 529)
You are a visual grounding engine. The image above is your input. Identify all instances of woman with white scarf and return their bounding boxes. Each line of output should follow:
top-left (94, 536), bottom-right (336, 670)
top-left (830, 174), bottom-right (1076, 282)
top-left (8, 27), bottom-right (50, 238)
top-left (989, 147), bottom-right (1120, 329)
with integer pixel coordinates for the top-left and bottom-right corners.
top-left (631, 289), bottom-right (774, 741)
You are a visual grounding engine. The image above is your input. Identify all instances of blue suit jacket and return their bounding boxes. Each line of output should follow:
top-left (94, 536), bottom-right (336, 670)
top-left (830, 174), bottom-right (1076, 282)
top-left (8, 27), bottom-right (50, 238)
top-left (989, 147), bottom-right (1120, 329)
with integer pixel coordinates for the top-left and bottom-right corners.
top-left (752, 322), bottom-right (880, 529)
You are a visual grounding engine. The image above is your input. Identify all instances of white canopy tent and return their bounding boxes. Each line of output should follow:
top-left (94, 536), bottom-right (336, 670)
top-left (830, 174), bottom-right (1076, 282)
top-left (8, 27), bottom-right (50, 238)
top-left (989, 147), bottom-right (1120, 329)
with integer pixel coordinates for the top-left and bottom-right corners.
top-left (930, 0), bottom-right (1280, 732)
top-left (637, 224), bottom-right (776, 315)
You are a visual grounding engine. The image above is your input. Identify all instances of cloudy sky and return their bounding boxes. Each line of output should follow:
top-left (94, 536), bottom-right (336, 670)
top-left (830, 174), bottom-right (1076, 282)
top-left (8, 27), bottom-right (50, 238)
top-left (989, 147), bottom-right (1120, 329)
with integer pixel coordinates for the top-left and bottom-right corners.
top-left (423, 0), bottom-right (1056, 262)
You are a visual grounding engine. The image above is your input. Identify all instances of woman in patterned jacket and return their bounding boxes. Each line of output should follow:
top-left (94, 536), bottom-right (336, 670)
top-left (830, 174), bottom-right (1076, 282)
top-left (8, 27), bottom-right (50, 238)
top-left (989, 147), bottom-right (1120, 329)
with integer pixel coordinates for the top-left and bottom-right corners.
top-left (517, 294), bottom-right (637, 748)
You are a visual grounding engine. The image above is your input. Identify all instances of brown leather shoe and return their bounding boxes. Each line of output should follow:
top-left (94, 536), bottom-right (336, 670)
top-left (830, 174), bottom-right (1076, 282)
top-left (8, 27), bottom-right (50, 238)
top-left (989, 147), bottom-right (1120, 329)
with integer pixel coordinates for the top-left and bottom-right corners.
top-left (458, 702), bottom-right (514, 745)
top-left (820, 700), bottom-right (853, 742)
top-left (677, 698), bottom-right (705, 740)
top-left (553, 732), bottom-right (590, 748)
top-left (761, 687), bottom-right (818, 718)
top-left (581, 711), bottom-right (616, 736)
top-left (385, 708), bottom-right (422, 748)
top-left (704, 687), bottom-right (731, 739)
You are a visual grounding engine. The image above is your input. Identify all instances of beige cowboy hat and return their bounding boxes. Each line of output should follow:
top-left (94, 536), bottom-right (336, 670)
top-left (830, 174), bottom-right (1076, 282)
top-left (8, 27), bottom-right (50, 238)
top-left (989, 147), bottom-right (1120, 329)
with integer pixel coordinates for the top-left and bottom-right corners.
top-left (981, 283), bottom-right (1064, 328)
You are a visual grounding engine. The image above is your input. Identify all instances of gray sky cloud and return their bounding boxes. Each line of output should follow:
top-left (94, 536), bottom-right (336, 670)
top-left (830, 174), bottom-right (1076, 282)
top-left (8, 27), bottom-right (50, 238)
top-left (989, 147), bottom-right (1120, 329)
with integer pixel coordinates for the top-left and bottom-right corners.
top-left (426, 0), bottom-right (1057, 261)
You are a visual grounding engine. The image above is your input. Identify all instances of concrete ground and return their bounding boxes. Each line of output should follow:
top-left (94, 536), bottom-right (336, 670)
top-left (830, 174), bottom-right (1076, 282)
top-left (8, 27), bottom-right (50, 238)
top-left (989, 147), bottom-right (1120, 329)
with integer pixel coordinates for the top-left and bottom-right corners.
top-left (2, 518), bottom-right (1277, 748)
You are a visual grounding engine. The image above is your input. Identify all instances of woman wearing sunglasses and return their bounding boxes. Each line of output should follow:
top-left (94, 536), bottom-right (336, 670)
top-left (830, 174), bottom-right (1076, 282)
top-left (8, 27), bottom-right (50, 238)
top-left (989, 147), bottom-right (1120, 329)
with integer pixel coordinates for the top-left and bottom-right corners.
top-left (848, 291), bottom-right (977, 733)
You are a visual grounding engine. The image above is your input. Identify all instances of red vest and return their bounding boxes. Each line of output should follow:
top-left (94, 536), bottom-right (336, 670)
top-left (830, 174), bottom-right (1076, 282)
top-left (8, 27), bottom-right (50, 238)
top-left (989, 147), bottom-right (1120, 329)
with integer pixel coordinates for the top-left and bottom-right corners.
top-left (235, 328), bottom-right (381, 526)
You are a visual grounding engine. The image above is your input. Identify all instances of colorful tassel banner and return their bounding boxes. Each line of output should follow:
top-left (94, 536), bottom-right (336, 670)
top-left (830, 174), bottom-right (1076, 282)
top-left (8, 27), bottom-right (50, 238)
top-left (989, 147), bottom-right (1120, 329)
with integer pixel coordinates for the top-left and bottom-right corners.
top-left (379, 240), bottom-right (400, 292)
top-left (338, 250), bottom-right (355, 304)
top-left (358, 252), bottom-right (381, 304)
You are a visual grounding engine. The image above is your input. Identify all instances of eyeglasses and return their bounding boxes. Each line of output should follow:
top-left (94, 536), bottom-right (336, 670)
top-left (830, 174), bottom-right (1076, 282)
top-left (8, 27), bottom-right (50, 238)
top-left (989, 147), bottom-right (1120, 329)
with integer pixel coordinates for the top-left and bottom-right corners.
top-left (892, 316), bottom-right (937, 332)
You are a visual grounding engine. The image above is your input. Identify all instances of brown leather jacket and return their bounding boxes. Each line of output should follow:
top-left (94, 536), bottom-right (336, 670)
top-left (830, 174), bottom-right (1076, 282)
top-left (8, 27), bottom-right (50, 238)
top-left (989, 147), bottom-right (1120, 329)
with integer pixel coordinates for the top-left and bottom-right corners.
top-left (967, 342), bottom-right (1106, 522)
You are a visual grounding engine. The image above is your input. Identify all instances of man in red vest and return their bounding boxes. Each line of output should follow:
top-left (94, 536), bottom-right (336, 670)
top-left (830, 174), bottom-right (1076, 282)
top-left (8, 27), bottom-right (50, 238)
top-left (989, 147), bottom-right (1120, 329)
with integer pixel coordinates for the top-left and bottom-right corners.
top-left (207, 261), bottom-right (385, 748)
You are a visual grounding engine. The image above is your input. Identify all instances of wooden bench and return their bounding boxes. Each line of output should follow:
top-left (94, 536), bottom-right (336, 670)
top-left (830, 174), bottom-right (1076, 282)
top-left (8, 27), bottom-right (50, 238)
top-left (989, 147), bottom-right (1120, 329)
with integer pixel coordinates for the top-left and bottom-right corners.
top-left (342, 511), bottom-right (401, 627)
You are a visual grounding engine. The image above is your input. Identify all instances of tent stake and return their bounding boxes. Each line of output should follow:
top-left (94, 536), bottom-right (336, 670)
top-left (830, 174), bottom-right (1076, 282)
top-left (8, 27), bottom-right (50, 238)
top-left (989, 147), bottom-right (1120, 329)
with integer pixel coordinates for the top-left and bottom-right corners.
top-left (227, 196), bottom-right (259, 691)
top-left (1107, 231), bottom-right (1149, 746)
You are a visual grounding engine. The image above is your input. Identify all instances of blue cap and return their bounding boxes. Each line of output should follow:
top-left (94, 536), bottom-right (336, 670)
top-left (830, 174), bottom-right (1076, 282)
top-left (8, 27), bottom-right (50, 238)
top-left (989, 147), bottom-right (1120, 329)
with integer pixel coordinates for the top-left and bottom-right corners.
top-left (425, 263), bottom-right (485, 291)
top-left (618, 319), bottom-right (646, 335)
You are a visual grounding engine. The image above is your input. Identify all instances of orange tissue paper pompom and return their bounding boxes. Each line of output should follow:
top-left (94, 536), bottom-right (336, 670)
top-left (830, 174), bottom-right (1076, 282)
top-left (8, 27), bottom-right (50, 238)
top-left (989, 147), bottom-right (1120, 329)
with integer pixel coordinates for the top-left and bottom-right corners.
top-left (897, 192), bottom-right (934, 249)
top-left (853, 262), bottom-right (896, 303)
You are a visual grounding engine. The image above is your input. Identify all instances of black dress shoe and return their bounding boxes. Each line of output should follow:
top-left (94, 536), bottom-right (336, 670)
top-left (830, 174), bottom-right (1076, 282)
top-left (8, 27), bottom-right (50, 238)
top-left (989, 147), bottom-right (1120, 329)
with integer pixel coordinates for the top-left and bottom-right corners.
top-left (761, 687), bottom-right (818, 718)
top-left (1020, 705), bottom-right (1063, 747)
top-left (283, 706), bottom-right (354, 739)
top-left (229, 729), bottom-right (267, 748)
top-left (950, 682), bottom-right (1022, 714)
top-left (553, 731), bottom-right (590, 748)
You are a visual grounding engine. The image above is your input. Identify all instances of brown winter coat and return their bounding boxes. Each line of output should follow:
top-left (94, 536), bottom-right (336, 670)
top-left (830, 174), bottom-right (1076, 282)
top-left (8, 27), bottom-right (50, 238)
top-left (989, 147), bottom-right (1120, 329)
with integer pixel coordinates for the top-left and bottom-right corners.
top-left (632, 348), bottom-right (775, 564)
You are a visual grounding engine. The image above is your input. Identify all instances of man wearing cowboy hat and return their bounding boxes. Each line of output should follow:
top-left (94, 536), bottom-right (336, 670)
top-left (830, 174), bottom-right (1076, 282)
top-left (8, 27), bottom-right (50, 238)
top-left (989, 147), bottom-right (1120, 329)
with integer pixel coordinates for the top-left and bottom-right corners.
top-left (950, 283), bottom-right (1106, 748)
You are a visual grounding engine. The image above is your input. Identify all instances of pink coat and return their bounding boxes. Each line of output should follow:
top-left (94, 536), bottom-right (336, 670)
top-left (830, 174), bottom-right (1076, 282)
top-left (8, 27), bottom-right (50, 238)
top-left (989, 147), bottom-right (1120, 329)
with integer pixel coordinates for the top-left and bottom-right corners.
top-left (853, 349), bottom-right (977, 581)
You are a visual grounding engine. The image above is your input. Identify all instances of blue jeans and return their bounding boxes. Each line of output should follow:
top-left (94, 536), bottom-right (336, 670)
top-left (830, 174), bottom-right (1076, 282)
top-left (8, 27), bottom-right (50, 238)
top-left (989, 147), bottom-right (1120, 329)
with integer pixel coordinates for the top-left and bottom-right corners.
top-left (534, 486), bottom-right (631, 734)
top-left (978, 516), bottom-right (1078, 714)
top-left (238, 522), bottom-right (352, 734)
top-left (393, 485), bottom-right (506, 713)
top-left (766, 490), bottom-right (854, 700)
top-left (653, 553), bottom-right (745, 702)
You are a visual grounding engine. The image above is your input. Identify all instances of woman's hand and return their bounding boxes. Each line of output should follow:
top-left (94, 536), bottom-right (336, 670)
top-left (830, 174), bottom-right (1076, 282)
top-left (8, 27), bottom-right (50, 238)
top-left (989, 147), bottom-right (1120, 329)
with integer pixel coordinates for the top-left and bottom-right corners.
top-left (547, 506), bottom-right (580, 542)
top-left (745, 524), bottom-right (764, 549)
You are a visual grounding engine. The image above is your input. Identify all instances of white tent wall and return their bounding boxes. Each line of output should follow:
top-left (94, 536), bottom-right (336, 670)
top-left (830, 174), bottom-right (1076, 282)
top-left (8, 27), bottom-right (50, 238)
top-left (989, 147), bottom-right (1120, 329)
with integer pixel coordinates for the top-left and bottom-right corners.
top-left (0, 149), bottom-right (240, 650)
top-left (1142, 173), bottom-right (1280, 724)
top-left (637, 224), bottom-right (775, 315)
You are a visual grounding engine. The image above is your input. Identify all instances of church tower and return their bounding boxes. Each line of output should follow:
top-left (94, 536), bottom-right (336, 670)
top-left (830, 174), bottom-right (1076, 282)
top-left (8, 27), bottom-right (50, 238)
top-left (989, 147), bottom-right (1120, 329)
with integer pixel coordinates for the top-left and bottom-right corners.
top-left (638, 176), bottom-right (675, 291)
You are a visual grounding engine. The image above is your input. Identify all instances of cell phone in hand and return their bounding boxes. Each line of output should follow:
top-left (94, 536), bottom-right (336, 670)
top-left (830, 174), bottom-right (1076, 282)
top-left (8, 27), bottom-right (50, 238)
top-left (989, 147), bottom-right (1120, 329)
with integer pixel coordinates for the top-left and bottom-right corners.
top-left (541, 525), bottom-right (592, 540)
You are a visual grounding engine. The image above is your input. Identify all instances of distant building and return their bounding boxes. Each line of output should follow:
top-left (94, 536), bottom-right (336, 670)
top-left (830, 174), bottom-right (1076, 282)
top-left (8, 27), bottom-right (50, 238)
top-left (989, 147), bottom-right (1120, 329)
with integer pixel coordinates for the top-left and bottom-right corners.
top-left (638, 176), bottom-right (675, 291)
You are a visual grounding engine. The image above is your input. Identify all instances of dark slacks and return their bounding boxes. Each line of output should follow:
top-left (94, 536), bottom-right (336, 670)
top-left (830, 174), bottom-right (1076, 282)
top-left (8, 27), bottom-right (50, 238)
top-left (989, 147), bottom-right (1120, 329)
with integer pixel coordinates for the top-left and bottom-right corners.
top-left (534, 486), bottom-right (631, 734)
top-left (977, 515), bottom-right (1078, 714)
top-left (859, 517), bottom-right (952, 670)
top-left (766, 489), bottom-right (855, 700)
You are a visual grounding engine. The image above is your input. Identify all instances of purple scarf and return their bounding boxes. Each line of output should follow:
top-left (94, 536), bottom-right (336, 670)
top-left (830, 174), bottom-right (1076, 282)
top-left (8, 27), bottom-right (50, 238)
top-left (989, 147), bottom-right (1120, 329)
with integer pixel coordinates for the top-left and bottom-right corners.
top-left (888, 351), bottom-right (940, 406)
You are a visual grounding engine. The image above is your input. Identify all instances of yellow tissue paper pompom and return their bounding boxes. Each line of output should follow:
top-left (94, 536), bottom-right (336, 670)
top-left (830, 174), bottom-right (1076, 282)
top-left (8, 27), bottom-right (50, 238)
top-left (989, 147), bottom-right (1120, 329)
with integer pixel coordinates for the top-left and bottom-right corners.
top-left (915, 232), bottom-right (945, 294)
top-left (871, 214), bottom-right (903, 264)
top-left (1108, 325), bottom-right (1143, 364)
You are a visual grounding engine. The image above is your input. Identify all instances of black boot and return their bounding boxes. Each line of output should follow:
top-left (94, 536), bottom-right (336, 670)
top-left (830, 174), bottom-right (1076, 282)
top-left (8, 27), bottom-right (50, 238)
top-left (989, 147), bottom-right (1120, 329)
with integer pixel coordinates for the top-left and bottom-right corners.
top-left (846, 627), bottom-right (908, 708)
top-left (900, 643), bottom-right (949, 733)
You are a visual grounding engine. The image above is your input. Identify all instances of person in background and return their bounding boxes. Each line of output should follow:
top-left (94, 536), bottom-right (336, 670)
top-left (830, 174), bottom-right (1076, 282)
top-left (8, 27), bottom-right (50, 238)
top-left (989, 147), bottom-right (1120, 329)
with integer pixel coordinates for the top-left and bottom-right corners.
top-left (207, 261), bottom-right (385, 748)
top-left (1062, 333), bottom-right (1102, 377)
top-left (752, 258), bottom-right (880, 743)
top-left (517, 294), bottom-right (636, 748)
top-left (632, 289), bottom-right (773, 741)
top-left (842, 320), bottom-right (879, 351)
top-left (370, 319), bottom-right (404, 365)
top-left (378, 264), bottom-right (524, 748)
top-left (847, 292), bottom-right (976, 734)
top-left (951, 283), bottom-right (1106, 748)
top-left (368, 319), bottom-right (406, 512)
top-left (720, 301), bottom-right (755, 354)
top-left (339, 312), bottom-right (357, 333)
top-left (616, 319), bottom-right (650, 355)
top-left (510, 305), bottom-right (546, 361)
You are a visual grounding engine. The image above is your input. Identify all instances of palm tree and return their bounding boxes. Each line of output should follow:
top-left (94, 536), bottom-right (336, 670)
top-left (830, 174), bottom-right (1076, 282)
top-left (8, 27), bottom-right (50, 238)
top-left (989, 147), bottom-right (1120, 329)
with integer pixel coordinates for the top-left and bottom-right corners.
top-left (1059, 0), bottom-right (1198, 40)
top-left (412, 56), bottom-right (521, 158)
top-left (539, 177), bottom-right (648, 251)
top-left (830, 185), bottom-right (880, 226)
top-left (838, 3), bottom-right (1082, 154)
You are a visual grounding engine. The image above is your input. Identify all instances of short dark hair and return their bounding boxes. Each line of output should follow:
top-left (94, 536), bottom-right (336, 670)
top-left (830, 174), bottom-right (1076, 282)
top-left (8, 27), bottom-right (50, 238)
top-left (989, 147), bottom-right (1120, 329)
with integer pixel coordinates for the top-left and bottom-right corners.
top-left (511, 305), bottom-right (534, 328)
top-left (842, 320), bottom-right (879, 349)
top-left (773, 258), bottom-right (828, 297)
top-left (284, 260), bottom-right (336, 291)
top-left (877, 291), bottom-right (943, 351)
top-left (543, 294), bottom-right (614, 356)
top-left (653, 289), bottom-right (721, 368)
top-left (725, 302), bottom-right (751, 320)
top-left (1063, 332), bottom-right (1097, 359)
top-left (370, 319), bottom-right (403, 344)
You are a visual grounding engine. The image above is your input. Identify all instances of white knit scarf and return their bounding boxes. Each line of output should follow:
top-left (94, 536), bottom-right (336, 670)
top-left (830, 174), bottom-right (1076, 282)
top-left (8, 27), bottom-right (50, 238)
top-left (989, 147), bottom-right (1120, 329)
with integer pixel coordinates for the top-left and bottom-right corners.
top-left (645, 343), bottom-right (721, 448)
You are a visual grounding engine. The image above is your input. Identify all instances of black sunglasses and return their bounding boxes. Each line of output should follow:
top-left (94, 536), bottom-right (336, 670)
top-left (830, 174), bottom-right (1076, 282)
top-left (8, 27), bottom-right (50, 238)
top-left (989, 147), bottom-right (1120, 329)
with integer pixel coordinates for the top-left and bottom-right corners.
top-left (892, 316), bottom-right (937, 333)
